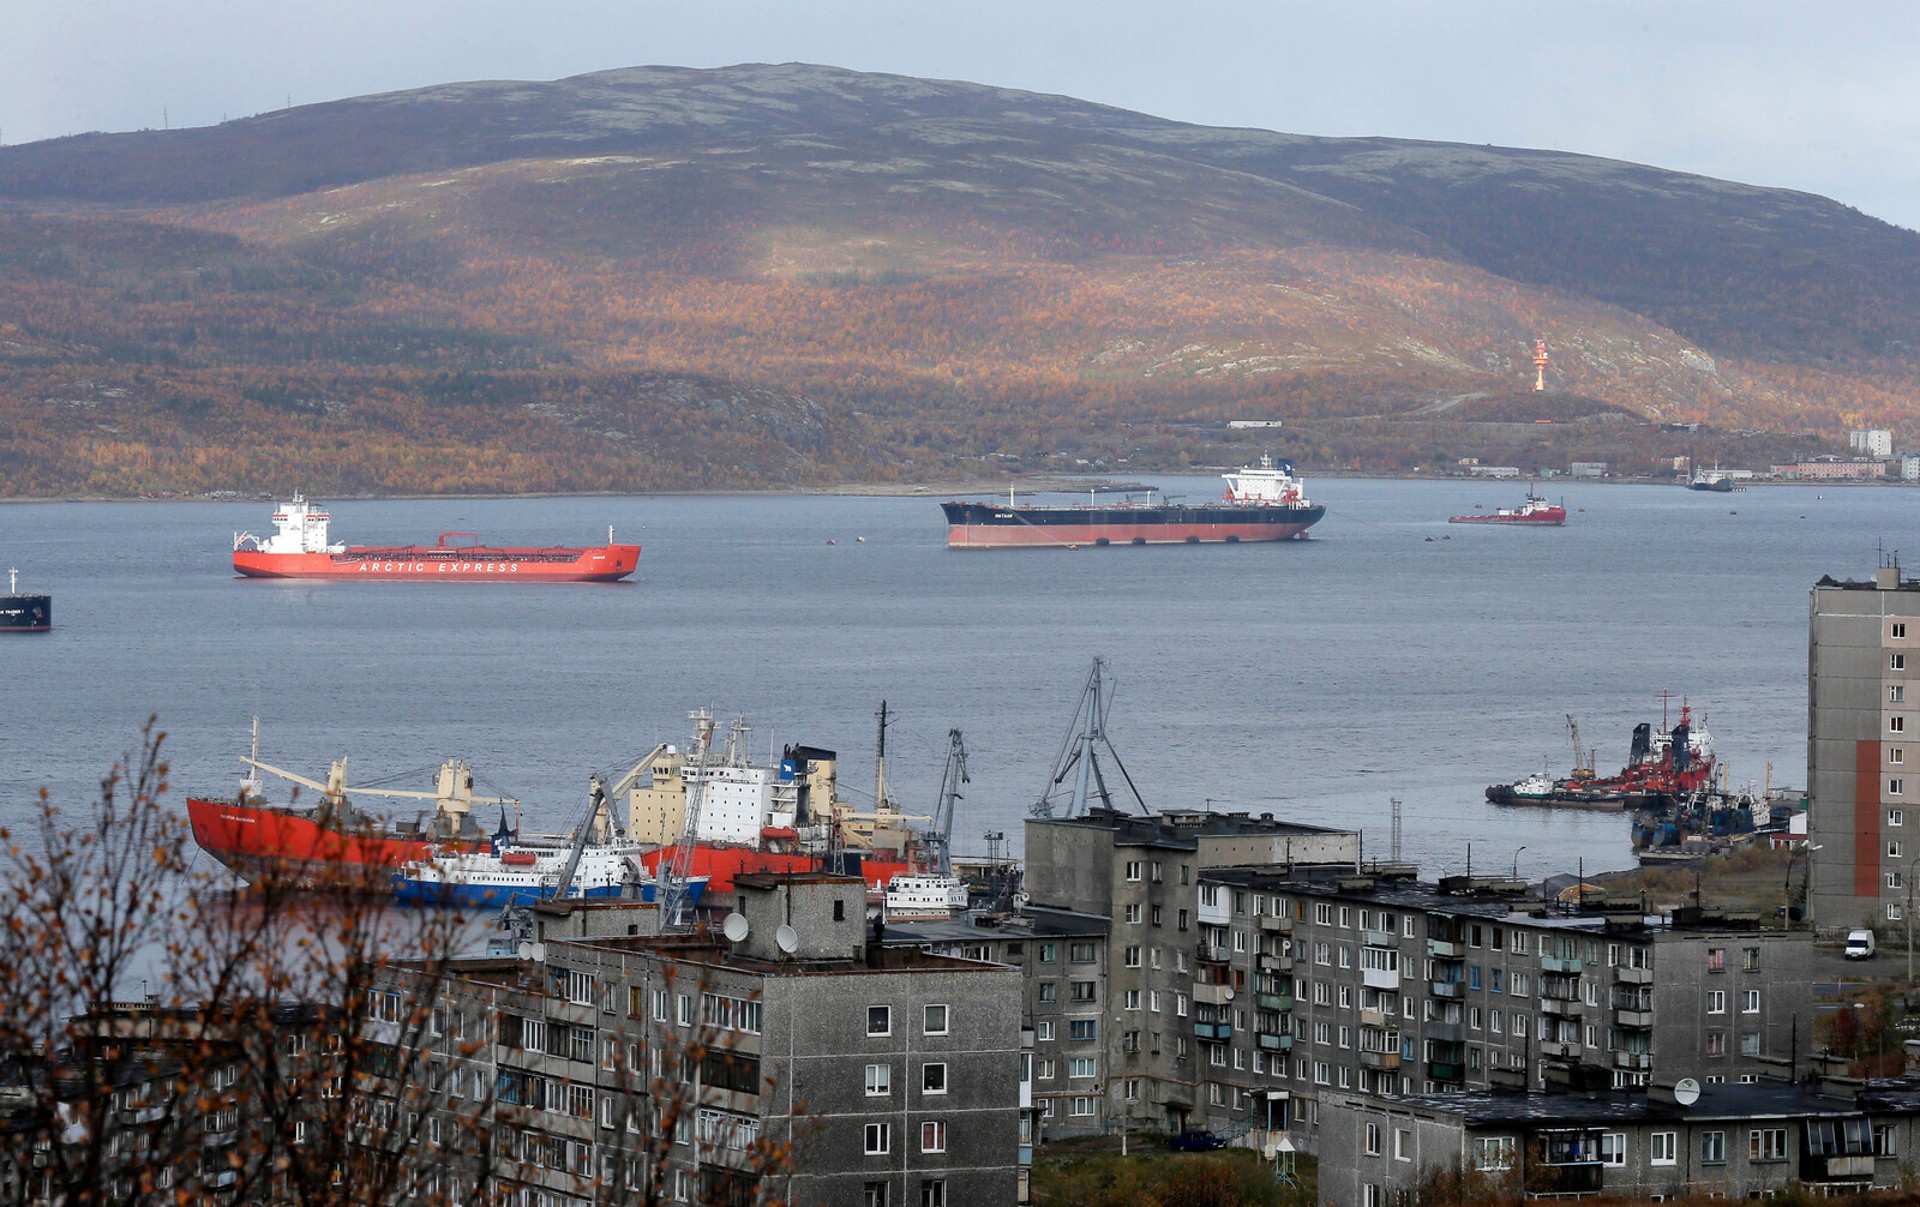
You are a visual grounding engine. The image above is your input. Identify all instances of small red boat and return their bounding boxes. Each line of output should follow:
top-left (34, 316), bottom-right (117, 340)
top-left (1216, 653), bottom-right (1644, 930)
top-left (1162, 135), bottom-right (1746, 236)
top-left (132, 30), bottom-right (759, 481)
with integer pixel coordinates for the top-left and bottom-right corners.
top-left (1448, 491), bottom-right (1567, 526)
top-left (232, 495), bottom-right (640, 581)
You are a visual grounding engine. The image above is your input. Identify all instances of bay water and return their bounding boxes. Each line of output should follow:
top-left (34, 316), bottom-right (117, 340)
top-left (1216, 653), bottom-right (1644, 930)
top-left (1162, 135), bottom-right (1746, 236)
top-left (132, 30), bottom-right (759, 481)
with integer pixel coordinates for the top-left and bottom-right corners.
top-left (2, 478), bottom-right (1910, 882)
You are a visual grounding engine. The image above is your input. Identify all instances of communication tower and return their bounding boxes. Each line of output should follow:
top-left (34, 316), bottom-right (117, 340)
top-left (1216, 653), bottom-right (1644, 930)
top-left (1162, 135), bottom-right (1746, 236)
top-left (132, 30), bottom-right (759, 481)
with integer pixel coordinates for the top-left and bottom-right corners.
top-left (1532, 338), bottom-right (1550, 392)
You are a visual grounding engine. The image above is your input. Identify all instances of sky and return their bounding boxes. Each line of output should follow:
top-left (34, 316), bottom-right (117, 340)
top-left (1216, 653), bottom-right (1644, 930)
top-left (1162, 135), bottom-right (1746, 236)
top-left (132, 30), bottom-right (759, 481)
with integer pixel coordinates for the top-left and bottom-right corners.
top-left (4, 0), bottom-right (1918, 231)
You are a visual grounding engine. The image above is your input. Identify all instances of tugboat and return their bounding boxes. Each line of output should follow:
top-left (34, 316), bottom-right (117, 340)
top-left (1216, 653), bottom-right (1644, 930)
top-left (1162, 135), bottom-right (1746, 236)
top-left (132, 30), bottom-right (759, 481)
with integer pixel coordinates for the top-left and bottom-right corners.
top-left (1448, 491), bottom-right (1567, 526)
top-left (1, 567), bottom-right (51, 632)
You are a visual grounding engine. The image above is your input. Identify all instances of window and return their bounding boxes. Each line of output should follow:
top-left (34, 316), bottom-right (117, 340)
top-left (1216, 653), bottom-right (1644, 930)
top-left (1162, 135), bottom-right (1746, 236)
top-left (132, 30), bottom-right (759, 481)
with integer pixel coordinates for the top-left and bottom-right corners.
top-left (1897, 748), bottom-right (1908, 765)
top-left (1123, 989), bottom-right (1141, 1010)
top-left (1875, 1124), bottom-right (1898, 1158)
top-left (1894, 717), bottom-right (1907, 734)
top-left (1126, 860), bottom-right (1142, 881)
top-left (864, 1183), bottom-right (889, 1207)
top-left (1896, 686), bottom-right (1908, 703)
top-left (1741, 1031), bottom-right (1761, 1056)
top-left (1896, 654), bottom-right (1908, 671)
top-left (1473, 1136), bottom-right (1514, 1172)
top-left (1742, 947), bottom-right (1760, 972)
top-left (923, 1063), bottom-right (947, 1094)
top-left (1706, 1031), bottom-right (1727, 1056)
top-left (1894, 903), bottom-right (1907, 922)
top-left (1069, 1057), bottom-right (1097, 1078)
top-left (1394, 1128), bottom-right (1412, 1161)
top-left (924, 1004), bottom-right (949, 1035)
top-left (865, 1064), bottom-right (891, 1096)
top-left (1751, 1128), bottom-right (1787, 1161)
top-left (1038, 982), bottom-right (1058, 1004)
top-left (868, 1006), bottom-right (892, 1037)
top-left (1069, 942), bottom-right (1096, 964)
top-left (1742, 989), bottom-right (1760, 1013)
top-left (1071, 1096), bottom-right (1096, 1116)
top-left (1600, 1133), bottom-right (1626, 1166)
top-left (1897, 622), bottom-right (1910, 639)
top-left (1892, 841), bottom-right (1905, 859)
top-left (864, 1123), bottom-right (891, 1155)
top-left (921, 1179), bottom-right (947, 1207)
top-left (1701, 1131), bottom-right (1726, 1165)
top-left (1707, 990), bottom-right (1726, 1014)
top-left (1036, 1022), bottom-right (1055, 1042)
top-left (1069, 1020), bottom-right (1098, 1041)
top-left (921, 1121), bottom-right (946, 1153)
top-left (1895, 783), bottom-right (1907, 798)
top-left (1364, 1122), bottom-right (1382, 1155)
top-left (1124, 904), bottom-right (1142, 924)
top-left (1070, 982), bottom-right (1097, 1003)
top-left (1651, 1131), bottom-right (1677, 1165)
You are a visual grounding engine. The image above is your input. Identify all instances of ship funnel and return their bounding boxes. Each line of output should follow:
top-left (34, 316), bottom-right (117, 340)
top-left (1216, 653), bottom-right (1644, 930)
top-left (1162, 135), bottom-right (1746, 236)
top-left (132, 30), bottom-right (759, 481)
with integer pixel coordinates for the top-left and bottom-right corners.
top-left (1629, 723), bottom-right (1652, 766)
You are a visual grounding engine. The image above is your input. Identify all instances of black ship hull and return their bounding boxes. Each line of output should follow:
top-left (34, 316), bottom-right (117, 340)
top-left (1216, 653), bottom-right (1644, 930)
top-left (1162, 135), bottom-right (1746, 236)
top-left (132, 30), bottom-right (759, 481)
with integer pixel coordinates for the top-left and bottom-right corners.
top-left (0, 594), bottom-right (51, 632)
top-left (941, 501), bottom-right (1324, 548)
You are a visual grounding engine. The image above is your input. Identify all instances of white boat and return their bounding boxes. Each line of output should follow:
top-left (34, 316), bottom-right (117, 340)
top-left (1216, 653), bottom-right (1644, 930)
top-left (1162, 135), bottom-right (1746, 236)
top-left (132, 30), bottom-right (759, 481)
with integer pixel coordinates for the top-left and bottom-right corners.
top-left (394, 838), bottom-right (704, 908)
top-left (883, 873), bottom-right (970, 919)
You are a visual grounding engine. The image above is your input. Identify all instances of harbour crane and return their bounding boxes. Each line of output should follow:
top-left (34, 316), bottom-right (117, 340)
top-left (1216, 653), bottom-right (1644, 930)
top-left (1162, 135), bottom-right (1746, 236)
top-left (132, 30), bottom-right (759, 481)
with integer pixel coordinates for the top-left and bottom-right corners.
top-left (924, 729), bottom-right (969, 877)
top-left (1031, 657), bottom-right (1149, 819)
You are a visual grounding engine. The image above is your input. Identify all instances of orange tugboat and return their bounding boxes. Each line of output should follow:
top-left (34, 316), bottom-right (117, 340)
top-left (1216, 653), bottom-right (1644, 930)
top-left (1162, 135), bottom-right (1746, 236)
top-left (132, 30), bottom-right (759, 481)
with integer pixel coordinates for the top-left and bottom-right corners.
top-left (232, 495), bottom-right (640, 581)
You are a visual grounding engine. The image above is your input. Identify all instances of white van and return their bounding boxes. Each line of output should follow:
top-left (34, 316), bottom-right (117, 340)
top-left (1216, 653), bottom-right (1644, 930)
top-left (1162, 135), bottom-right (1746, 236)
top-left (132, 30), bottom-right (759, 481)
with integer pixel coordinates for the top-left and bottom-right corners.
top-left (1845, 930), bottom-right (1876, 960)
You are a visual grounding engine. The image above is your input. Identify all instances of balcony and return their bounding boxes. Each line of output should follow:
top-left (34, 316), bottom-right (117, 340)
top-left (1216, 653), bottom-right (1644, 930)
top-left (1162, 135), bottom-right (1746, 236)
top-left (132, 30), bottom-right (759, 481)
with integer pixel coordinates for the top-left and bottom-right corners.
top-left (1429, 1061), bottom-right (1464, 1081)
top-left (1256, 992), bottom-right (1293, 1012)
top-left (1541, 955), bottom-right (1583, 974)
top-left (1360, 1050), bottom-right (1402, 1071)
top-left (1430, 980), bottom-right (1462, 999)
top-left (1256, 1031), bottom-right (1292, 1053)
top-left (1426, 938), bottom-right (1463, 959)
top-left (1194, 1021), bottom-right (1233, 1042)
top-left (1364, 930), bottom-right (1396, 947)
top-left (1425, 1021), bottom-right (1464, 1043)
top-left (1259, 913), bottom-right (1292, 933)
top-left (1815, 1156), bottom-right (1876, 1179)
top-left (1360, 1008), bottom-right (1388, 1029)
top-left (1614, 1051), bottom-right (1652, 1071)
top-left (1362, 968), bottom-right (1401, 991)
top-left (1257, 953), bottom-right (1291, 974)
top-left (1193, 982), bottom-right (1234, 1007)
top-left (1196, 942), bottom-right (1230, 965)
top-left (1541, 997), bottom-right (1582, 1019)
top-left (1539, 1039), bottom-right (1581, 1059)
top-left (1613, 1008), bottom-right (1654, 1029)
top-left (1614, 965), bottom-right (1653, 986)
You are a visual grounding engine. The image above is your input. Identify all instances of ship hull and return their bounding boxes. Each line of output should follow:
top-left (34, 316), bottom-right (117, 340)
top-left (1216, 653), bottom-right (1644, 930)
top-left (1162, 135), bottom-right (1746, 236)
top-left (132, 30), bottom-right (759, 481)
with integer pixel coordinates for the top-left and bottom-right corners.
top-left (233, 544), bottom-right (640, 581)
top-left (393, 877), bottom-right (704, 909)
top-left (634, 845), bottom-right (911, 894)
top-left (0, 594), bottom-right (51, 632)
top-left (941, 502), bottom-right (1324, 549)
top-left (187, 795), bottom-right (444, 886)
top-left (1447, 515), bottom-right (1565, 526)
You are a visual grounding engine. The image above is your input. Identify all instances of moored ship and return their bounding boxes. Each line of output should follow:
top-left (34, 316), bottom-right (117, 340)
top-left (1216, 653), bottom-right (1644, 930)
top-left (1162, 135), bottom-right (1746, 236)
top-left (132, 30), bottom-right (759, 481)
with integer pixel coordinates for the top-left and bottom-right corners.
top-left (1448, 491), bottom-right (1567, 526)
top-left (1, 567), bottom-right (51, 633)
top-left (1487, 702), bottom-right (1715, 810)
top-left (186, 726), bottom-right (506, 886)
top-left (232, 495), bottom-right (640, 581)
top-left (942, 456), bottom-right (1324, 549)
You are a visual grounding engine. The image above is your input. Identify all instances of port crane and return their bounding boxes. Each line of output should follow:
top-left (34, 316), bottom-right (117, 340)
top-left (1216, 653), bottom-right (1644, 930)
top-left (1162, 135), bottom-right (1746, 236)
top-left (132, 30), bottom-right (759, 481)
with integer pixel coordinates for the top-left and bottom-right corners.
top-left (923, 729), bottom-right (969, 877)
top-left (1031, 657), bottom-right (1148, 819)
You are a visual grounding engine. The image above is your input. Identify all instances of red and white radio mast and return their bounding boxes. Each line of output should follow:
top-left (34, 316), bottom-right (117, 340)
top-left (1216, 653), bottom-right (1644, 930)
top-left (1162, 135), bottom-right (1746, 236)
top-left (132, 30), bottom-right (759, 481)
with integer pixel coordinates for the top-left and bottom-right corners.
top-left (1532, 338), bottom-right (1550, 392)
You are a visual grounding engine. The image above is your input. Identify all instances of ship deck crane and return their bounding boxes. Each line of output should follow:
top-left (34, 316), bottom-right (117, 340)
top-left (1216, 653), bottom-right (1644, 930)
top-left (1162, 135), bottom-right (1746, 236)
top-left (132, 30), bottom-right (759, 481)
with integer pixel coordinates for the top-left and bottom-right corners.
top-left (1565, 714), bottom-right (1595, 780)
top-left (545, 779), bottom-right (615, 904)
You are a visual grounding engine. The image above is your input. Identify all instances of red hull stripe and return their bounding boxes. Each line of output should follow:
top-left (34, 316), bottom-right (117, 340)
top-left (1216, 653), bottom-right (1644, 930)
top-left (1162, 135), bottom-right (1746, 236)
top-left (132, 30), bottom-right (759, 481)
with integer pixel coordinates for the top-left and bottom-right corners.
top-left (947, 523), bottom-right (1313, 548)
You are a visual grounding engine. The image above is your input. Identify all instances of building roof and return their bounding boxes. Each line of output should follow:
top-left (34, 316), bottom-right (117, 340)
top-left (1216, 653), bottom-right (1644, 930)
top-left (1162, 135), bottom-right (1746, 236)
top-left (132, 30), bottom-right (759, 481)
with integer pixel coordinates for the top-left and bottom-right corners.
top-left (1030, 806), bottom-right (1353, 851)
top-left (1368, 1081), bottom-right (1913, 1128)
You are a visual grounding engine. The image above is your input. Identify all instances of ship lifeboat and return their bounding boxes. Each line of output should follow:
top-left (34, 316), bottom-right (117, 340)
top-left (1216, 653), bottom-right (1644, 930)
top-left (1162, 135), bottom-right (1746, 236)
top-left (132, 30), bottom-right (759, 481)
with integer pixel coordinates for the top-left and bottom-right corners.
top-left (500, 851), bottom-right (539, 867)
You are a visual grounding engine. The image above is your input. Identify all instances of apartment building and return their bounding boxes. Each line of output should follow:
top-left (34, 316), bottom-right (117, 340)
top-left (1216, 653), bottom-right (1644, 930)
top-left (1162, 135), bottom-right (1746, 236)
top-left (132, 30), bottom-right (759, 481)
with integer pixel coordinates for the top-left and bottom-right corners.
top-left (1321, 1077), bottom-right (1920, 1205)
top-left (1021, 808), bottom-right (1360, 1139)
top-left (379, 874), bottom-right (1023, 1207)
top-left (1809, 564), bottom-right (1920, 929)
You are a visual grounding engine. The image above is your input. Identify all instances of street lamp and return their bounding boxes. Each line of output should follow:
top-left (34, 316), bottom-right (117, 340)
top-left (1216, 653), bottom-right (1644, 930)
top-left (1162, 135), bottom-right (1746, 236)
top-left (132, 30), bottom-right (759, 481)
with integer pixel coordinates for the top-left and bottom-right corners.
top-left (1512, 846), bottom-right (1528, 881)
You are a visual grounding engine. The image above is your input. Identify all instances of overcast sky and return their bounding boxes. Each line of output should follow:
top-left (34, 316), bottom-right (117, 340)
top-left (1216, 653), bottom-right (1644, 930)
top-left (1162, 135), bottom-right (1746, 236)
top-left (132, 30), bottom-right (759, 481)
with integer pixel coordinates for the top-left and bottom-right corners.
top-left (5, 1), bottom-right (1918, 231)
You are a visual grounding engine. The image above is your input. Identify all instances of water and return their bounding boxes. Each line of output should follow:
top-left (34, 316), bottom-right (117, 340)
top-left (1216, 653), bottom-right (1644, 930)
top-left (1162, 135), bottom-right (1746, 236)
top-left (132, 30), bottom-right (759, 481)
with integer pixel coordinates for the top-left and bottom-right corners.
top-left (2, 479), bottom-right (1911, 882)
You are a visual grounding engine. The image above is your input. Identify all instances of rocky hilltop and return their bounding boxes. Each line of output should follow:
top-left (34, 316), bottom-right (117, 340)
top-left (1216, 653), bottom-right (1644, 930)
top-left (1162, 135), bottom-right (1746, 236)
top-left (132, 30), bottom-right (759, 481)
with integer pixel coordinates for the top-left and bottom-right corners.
top-left (0, 63), bottom-right (1912, 496)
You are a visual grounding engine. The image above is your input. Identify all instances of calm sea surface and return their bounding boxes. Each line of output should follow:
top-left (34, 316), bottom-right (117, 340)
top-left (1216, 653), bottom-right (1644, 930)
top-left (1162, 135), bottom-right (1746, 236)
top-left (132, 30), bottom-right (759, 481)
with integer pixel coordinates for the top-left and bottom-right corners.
top-left (3, 478), bottom-right (1913, 882)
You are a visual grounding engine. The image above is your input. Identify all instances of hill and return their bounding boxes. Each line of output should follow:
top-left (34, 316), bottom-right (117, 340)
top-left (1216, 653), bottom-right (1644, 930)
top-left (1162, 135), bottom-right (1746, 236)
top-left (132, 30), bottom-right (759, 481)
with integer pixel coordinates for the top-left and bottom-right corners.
top-left (0, 63), bottom-right (1914, 497)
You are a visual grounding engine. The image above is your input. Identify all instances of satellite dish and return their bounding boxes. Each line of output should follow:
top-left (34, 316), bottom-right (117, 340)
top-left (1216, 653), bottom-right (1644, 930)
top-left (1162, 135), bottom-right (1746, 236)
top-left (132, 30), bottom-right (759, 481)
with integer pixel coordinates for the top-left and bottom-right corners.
top-left (722, 913), bottom-right (750, 943)
top-left (775, 924), bottom-right (800, 955)
top-left (1222, 987), bottom-right (1236, 1002)
top-left (1673, 1078), bottom-right (1701, 1106)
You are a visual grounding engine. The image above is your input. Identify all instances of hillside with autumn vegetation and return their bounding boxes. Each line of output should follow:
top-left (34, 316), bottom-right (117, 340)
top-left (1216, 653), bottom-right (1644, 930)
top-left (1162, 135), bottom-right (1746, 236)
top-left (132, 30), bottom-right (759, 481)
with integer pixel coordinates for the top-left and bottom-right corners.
top-left (1, 63), bottom-right (1916, 497)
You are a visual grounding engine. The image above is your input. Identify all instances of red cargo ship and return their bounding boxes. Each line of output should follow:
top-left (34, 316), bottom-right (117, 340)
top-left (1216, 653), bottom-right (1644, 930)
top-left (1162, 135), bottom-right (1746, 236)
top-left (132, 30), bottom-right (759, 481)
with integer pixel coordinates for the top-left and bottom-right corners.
top-left (232, 495), bottom-right (640, 581)
top-left (186, 737), bottom-right (505, 887)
